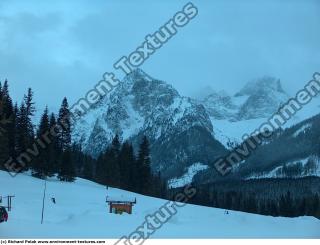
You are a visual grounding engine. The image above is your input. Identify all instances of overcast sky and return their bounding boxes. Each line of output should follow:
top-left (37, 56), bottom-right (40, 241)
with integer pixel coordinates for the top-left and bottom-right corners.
top-left (0, 0), bottom-right (319, 117)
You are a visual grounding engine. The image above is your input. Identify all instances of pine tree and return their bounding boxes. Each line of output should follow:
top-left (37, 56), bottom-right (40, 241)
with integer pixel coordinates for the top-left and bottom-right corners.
top-left (0, 84), bottom-right (9, 169)
top-left (137, 136), bottom-right (152, 194)
top-left (49, 113), bottom-right (60, 175)
top-left (12, 103), bottom-right (18, 157)
top-left (32, 107), bottom-right (50, 179)
top-left (13, 88), bottom-right (36, 171)
top-left (23, 88), bottom-right (35, 140)
top-left (111, 134), bottom-right (121, 157)
top-left (299, 197), bottom-right (307, 216)
top-left (82, 157), bottom-right (94, 180)
top-left (16, 103), bottom-right (28, 154)
top-left (57, 98), bottom-right (75, 182)
top-left (0, 80), bottom-right (15, 170)
top-left (118, 141), bottom-right (136, 190)
top-left (58, 98), bottom-right (71, 151)
top-left (59, 148), bottom-right (75, 182)
top-left (104, 135), bottom-right (121, 187)
top-left (152, 171), bottom-right (167, 198)
top-left (313, 194), bottom-right (320, 218)
top-left (95, 154), bottom-right (106, 184)
top-left (24, 88), bottom-right (35, 118)
top-left (279, 191), bottom-right (294, 217)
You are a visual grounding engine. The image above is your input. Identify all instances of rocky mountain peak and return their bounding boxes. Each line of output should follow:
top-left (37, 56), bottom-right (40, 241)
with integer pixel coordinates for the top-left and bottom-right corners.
top-left (235, 76), bottom-right (285, 97)
top-left (73, 69), bottom-right (225, 177)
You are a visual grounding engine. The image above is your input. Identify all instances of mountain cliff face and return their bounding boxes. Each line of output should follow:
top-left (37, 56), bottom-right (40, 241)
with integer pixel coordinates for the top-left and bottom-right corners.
top-left (200, 76), bottom-right (289, 121)
top-left (236, 76), bottom-right (289, 120)
top-left (72, 69), bottom-right (227, 178)
top-left (200, 91), bottom-right (238, 120)
top-left (73, 69), bottom-right (319, 183)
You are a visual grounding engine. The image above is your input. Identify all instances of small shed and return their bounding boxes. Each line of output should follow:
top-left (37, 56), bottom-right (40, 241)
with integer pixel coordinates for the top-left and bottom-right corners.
top-left (106, 195), bottom-right (136, 215)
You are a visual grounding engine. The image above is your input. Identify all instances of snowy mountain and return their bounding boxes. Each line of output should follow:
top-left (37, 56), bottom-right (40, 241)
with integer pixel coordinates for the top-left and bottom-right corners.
top-left (200, 90), bottom-right (238, 120)
top-left (1, 170), bottom-right (319, 238)
top-left (194, 76), bottom-right (291, 149)
top-left (199, 76), bottom-right (289, 121)
top-left (203, 76), bottom-right (320, 146)
top-left (73, 69), bottom-right (227, 178)
top-left (73, 69), bottom-right (320, 184)
top-left (236, 76), bottom-right (289, 120)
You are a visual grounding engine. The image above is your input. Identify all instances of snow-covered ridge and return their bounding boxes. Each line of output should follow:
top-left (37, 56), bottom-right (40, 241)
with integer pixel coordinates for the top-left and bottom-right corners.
top-left (168, 163), bottom-right (209, 189)
top-left (1, 170), bottom-right (319, 238)
top-left (246, 156), bottom-right (320, 180)
top-left (293, 123), bottom-right (312, 137)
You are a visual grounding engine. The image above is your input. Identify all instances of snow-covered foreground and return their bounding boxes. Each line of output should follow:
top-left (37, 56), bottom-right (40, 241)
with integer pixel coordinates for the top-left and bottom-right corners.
top-left (0, 171), bottom-right (319, 238)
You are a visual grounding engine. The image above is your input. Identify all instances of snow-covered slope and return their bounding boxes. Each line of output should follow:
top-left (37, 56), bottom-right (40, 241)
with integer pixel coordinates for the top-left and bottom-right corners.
top-left (1, 171), bottom-right (319, 238)
top-left (229, 113), bottom-right (320, 180)
top-left (246, 156), bottom-right (320, 180)
top-left (168, 163), bottom-right (208, 189)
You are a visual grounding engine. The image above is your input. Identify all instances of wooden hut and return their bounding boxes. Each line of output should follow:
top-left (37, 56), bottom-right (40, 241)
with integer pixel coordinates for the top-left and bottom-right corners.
top-left (106, 195), bottom-right (136, 214)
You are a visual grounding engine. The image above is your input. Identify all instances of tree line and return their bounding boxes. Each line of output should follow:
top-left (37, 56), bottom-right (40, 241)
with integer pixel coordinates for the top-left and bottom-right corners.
top-left (171, 177), bottom-right (320, 218)
top-left (0, 80), bottom-right (75, 181)
top-left (94, 134), bottom-right (167, 197)
top-left (0, 80), bottom-right (167, 198)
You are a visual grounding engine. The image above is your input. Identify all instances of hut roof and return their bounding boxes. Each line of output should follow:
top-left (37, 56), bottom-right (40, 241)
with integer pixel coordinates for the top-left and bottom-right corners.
top-left (106, 195), bottom-right (136, 203)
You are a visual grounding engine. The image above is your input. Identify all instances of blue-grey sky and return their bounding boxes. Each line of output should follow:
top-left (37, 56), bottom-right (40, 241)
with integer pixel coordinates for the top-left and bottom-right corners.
top-left (0, 0), bottom-right (319, 117)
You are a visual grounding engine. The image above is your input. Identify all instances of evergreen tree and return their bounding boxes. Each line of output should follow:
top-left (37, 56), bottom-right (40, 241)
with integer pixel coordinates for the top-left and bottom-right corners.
top-left (0, 85), bottom-right (9, 169)
top-left (14, 88), bottom-right (36, 171)
top-left (152, 171), bottom-right (167, 198)
top-left (58, 98), bottom-right (71, 151)
top-left (57, 98), bottom-right (75, 182)
top-left (0, 80), bottom-right (15, 170)
top-left (299, 198), bottom-right (307, 216)
top-left (24, 88), bottom-right (35, 117)
top-left (111, 134), bottom-right (121, 156)
top-left (118, 141), bottom-right (136, 190)
top-left (313, 194), bottom-right (320, 218)
top-left (12, 103), bottom-right (19, 158)
top-left (104, 135), bottom-right (121, 187)
top-left (279, 191), bottom-right (293, 217)
top-left (49, 113), bottom-right (60, 174)
top-left (32, 107), bottom-right (50, 179)
top-left (16, 103), bottom-right (28, 153)
top-left (23, 88), bottom-right (35, 140)
top-left (59, 148), bottom-right (75, 182)
top-left (95, 154), bottom-right (106, 184)
top-left (137, 136), bottom-right (152, 194)
top-left (82, 157), bottom-right (94, 180)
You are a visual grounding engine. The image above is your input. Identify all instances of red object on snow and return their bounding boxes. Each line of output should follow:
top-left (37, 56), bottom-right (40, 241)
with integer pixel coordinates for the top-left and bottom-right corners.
top-left (3, 212), bottom-right (8, 222)
top-left (0, 207), bottom-right (8, 223)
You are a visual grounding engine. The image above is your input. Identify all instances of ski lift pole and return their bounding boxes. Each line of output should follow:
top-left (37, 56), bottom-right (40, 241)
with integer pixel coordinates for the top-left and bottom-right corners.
top-left (41, 178), bottom-right (47, 224)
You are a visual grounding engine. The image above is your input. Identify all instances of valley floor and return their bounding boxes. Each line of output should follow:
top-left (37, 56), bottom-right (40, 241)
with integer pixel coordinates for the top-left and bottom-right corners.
top-left (0, 171), bottom-right (319, 238)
